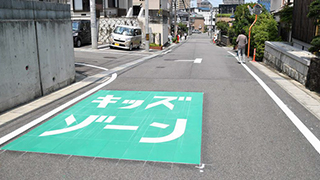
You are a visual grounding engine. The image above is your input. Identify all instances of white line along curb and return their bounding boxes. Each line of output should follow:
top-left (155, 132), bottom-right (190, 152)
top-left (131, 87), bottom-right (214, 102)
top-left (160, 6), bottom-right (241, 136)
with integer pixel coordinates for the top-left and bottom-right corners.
top-left (227, 51), bottom-right (320, 155)
top-left (0, 73), bottom-right (117, 146)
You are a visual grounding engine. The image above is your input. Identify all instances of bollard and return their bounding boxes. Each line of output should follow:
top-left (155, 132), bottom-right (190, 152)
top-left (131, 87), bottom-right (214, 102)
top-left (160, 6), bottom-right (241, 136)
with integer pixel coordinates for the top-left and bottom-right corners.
top-left (253, 48), bottom-right (256, 62)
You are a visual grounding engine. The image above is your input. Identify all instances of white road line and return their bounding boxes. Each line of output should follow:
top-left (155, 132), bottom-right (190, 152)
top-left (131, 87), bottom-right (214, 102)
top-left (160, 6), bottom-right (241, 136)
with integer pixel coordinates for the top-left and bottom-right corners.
top-left (227, 51), bottom-right (320, 155)
top-left (175, 60), bottom-right (195, 62)
top-left (140, 119), bottom-right (187, 143)
top-left (150, 122), bottom-right (169, 129)
top-left (104, 116), bottom-right (116, 123)
top-left (0, 73), bottom-right (117, 146)
top-left (103, 125), bottom-right (138, 130)
top-left (75, 63), bottom-right (109, 71)
top-left (175, 58), bottom-right (202, 63)
top-left (194, 58), bottom-right (202, 63)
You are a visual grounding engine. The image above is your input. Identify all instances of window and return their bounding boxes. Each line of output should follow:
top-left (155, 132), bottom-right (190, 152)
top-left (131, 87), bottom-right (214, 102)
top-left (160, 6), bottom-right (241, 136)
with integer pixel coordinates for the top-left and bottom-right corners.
top-left (73, 0), bottom-right (101, 12)
top-left (74, 0), bottom-right (89, 11)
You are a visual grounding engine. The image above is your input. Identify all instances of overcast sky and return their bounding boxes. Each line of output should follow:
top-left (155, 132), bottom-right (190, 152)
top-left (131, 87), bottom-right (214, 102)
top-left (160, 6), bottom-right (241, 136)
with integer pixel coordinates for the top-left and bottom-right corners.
top-left (191, 0), bottom-right (259, 7)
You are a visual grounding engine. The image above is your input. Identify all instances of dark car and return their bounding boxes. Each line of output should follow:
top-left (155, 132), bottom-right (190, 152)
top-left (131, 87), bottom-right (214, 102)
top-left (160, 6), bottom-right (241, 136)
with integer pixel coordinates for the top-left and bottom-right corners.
top-left (72, 20), bottom-right (91, 47)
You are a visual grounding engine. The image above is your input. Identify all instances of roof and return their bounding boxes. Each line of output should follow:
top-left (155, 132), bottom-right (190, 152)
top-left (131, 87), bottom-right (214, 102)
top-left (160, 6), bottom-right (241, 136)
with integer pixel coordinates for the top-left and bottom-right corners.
top-left (198, 7), bottom-right (210, 11)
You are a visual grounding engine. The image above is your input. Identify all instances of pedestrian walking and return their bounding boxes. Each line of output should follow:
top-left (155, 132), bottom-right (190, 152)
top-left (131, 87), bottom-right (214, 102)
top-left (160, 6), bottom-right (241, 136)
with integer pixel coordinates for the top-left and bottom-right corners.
top-left (184, 32), bottom-right (187, 40)
top-left (236, 30), bottom-right (248, 64)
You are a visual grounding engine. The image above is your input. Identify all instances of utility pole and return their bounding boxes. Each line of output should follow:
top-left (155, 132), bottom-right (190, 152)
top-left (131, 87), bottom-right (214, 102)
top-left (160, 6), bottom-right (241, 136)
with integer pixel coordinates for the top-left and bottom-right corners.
top-left (145, 0), bottom-right (149, 52)
top-left (182, 0), bottom-right (191, 36)
top-left (210, 7), bottom-right (213, 39)
top-left (174, 0), bottom-right (177, 37)
top-left (90, 0), bottom-right (97, 49)
top-left (169, 0), bottom-right (173, 34)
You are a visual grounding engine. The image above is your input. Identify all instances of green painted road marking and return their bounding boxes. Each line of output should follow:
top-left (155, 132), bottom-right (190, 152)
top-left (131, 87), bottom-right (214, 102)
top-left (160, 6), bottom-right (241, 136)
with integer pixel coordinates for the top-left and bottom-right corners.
top-left (2, 90), bottom-right (203, 164)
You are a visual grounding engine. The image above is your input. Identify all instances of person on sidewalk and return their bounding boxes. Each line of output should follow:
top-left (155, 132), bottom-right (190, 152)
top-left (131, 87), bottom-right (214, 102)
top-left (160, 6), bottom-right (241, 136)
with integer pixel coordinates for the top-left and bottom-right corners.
top-left (236, 30), bottom-right (248, 64)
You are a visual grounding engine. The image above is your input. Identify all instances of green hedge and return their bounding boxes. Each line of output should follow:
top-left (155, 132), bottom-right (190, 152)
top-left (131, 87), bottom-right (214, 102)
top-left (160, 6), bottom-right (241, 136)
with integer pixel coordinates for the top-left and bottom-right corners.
top-left (216, 14), bottom-right (232, 18)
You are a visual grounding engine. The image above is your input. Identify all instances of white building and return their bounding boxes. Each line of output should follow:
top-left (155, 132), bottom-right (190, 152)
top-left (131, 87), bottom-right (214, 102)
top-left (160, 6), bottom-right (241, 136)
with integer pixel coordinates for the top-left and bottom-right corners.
top-left (223, 0), bottom-right (244, 4)
top-left (70, 0), bottom-right (132, 18)
top-left (193, 7), bottom-right (217, 31)
top-left (133, 0), bottom-right (169, 46)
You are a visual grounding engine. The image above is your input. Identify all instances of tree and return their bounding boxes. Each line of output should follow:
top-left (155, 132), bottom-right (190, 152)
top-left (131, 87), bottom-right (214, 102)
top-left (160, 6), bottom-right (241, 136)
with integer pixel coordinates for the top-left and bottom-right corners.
top-left (216, 21), bottom-right (229, 35)
top-left (178, 22), bottom-right (188, 33)
top-left (279, 4), bottom-right (293, 40)
top-left (307, 0), bottom-right (320, 54)
top-left (231, 3), bottom-right (280, 60)
top-left (307, 0), bottom-right (320, 26)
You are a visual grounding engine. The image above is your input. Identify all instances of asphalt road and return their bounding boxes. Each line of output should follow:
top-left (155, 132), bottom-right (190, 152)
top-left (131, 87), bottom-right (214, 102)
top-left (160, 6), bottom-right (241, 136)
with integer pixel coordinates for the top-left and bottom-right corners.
top-left (1, 34), bottom-right (320, 179)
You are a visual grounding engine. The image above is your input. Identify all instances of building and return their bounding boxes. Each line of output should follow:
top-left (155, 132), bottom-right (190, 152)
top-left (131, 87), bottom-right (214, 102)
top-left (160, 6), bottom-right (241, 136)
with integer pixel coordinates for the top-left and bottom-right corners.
top-left (197, 0), bottom-right (201, 7)
top-left (223, 0), bottom-right (244, 4)
top-left (291, 0), bottom-right (318, 50)
top-left (193, 7), bottom-right (217, 31)
top-left (219, 4), bottom-right (238, 14)
top-left (258, 0), bottom-right (271, 12)
top-left (191, 14), bottom-right (205, 32)
top-left (133, 0), bottom-right (169, 46)
top-left (70, 0), bottom-right (132, 18)
top-left (199, 0), bottom-right (211, 8)
top-left (177, 0), bottom-right (190, 10)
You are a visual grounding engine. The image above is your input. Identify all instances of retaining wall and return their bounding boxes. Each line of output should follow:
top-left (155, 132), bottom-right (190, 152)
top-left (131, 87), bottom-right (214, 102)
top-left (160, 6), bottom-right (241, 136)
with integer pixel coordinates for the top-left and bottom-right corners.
top-left (0, 0), bottom-right (75, 113)
top-left (263, 41), bottom-right (316, 85)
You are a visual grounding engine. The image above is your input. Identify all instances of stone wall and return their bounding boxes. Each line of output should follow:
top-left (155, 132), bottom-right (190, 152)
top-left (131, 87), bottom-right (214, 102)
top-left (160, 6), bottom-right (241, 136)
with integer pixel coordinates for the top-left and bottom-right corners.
top-left (263, 41), bottom-right (316, 85)
top-left (98, 17), bottom-right (141, 44)
top-left (0, 0), bottom-right (75, 113)
top-left (306, 58), bottom-right (320, 93)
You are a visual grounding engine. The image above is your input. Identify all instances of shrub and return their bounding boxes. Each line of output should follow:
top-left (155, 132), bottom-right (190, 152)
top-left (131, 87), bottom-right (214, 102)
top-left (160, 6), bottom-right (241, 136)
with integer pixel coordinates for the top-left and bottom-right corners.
top-left (150, 43), bottom-right (160, 47)
top-left (307, 0), bottom-right (320, 54)
top-left (216, 21), bottom-right (229, 35)
top-left (232, 3), bottom-right (280, 61)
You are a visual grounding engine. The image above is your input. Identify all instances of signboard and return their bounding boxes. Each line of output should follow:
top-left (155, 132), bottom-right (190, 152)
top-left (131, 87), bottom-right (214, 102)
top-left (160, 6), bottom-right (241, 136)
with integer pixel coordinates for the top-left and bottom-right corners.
top-left (2, 90), bottom-right (203, 164)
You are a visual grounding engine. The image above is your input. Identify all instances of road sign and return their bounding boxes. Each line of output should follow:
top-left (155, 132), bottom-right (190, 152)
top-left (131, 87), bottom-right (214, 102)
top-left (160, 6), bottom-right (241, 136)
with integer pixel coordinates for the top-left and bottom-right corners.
top-left (2, 90), bottom-right (203, 164)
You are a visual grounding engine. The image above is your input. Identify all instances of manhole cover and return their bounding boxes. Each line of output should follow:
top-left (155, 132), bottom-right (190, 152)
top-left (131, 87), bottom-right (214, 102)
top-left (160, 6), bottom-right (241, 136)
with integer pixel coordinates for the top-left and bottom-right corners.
top-left (164, 59), bottom-right (176, 61)
top-left (156, 66), bottom-right (165, 68)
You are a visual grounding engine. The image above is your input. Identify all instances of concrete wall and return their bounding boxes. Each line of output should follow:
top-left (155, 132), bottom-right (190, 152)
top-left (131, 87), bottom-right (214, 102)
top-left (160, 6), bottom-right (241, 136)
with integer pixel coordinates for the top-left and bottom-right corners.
top-left (149, 23), bottom-right (168, 46)
top-left (0, 0), bottom-right (75, 113)
top-left (263, 41), bottom-right (316, 85)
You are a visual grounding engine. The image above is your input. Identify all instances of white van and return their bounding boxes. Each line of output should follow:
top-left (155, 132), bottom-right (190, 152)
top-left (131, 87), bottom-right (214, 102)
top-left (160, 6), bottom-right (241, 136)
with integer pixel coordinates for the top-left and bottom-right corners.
top-left (110, 25), bottom-right (142, 51)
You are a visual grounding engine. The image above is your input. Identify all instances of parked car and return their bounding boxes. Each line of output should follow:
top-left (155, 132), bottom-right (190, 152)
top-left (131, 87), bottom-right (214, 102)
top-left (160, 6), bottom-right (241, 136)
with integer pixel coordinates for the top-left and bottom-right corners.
top-left (109, 25), bottom-right (142, 51)
top-left (72, 20), bottom-right (91, 47)
top-left (192, 29), bottom-right (201, 34)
